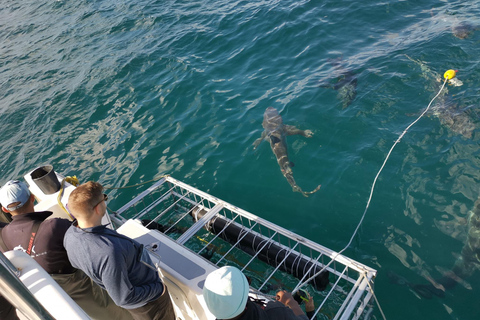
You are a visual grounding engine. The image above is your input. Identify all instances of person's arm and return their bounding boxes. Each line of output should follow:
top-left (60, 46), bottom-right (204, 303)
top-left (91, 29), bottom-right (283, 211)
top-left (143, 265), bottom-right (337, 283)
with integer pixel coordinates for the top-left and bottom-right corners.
top-left (276, 290), bottom-right (306, 317)
top-left (305, 293), bottom-right (316, 320)
top-left (99, 240), bottom-right (162, 308)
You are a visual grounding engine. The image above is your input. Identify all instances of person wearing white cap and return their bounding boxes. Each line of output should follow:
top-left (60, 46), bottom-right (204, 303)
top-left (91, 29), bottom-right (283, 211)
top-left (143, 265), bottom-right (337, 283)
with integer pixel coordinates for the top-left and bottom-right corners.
top-left (0, 180), bottom-right (134, 320)
top-left (203, 266), bottom-right (309, 320)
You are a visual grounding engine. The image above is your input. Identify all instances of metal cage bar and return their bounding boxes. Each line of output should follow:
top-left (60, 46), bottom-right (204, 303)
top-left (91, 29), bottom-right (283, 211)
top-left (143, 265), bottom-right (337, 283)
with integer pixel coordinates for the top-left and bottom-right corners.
top-left (113, 176), bottom-right (377, 319)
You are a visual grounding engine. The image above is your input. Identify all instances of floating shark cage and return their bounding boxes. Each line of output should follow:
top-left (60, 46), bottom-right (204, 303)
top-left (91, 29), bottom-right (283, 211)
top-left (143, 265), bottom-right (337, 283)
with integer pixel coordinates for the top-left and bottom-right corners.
top-left (112, 177), bottom-right (377, 320)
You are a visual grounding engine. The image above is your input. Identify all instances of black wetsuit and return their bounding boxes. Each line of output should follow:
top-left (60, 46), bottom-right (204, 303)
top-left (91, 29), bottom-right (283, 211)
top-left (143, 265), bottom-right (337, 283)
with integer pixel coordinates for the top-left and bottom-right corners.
top-left (233, 299), bottom-right (309, 320)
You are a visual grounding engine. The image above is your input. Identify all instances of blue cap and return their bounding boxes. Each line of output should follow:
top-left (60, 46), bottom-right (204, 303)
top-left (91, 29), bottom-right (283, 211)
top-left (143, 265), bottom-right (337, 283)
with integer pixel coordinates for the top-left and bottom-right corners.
top-left (0, 180), bottom-right (31, 211)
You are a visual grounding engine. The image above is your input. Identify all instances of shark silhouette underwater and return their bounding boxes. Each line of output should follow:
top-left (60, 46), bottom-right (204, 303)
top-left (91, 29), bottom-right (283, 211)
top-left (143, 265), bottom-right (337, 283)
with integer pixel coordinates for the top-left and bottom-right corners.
top-left (428, 9), bottom-right (480, 39)
top-left (253, 107), bottom-right (321, 197)
top-left (388, 197), bottom-right (480, 299)
top-left (452, 22), bottom-right (480, 39)
top-left (404, 54), bottom-right (476, 139)
top-left (318, 58), bottom-right (358, 109)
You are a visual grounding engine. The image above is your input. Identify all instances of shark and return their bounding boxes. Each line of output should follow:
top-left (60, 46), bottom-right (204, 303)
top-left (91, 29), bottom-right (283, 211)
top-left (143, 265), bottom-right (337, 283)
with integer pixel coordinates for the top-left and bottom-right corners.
top-left (404, 54), bottom-right (475, 139)
top-left (452, 22), bottom-right (480, 39)
top-left (253, 107), bottom-right (321, 197)
top-left (319, 58), bottom-right (358, 109)
top-left (428, 9), bottom-right (480, 39)
top-left (388, 197), bottom-right (480, 299)
top-left (431, 95), bottom-right (475, 139)
top-left (387, 197), bottom-right (480, 299)
top-left (444, 198), bottom-right (480, 287)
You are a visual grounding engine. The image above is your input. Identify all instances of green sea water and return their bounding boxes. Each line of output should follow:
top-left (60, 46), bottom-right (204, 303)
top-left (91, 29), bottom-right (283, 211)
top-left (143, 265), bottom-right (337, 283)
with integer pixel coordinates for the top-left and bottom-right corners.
top-left (1, 0), bottom-right (480, 319)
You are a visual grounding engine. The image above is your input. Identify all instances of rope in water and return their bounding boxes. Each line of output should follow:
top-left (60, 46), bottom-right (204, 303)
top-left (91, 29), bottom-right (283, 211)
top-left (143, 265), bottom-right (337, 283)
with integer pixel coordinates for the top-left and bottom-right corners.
top-left (292, 76), bottom-right (450, 319)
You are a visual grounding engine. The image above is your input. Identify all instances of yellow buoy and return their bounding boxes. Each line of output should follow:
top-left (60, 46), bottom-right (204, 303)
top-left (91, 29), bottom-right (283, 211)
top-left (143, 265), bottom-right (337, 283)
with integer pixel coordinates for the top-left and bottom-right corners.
top-left (444, 69), bottom-right (457, 80)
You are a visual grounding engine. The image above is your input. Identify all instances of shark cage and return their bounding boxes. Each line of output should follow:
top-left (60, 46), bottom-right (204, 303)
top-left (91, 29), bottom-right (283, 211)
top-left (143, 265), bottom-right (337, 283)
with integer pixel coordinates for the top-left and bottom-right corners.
top-left (111, 176), bottom-right (377, 320)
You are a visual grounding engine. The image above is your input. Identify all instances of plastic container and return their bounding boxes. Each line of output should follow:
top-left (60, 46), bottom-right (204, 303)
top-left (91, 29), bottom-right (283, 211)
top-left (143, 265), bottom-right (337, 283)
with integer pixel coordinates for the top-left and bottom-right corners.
top-left (30, 165), bottom-right (61, 195)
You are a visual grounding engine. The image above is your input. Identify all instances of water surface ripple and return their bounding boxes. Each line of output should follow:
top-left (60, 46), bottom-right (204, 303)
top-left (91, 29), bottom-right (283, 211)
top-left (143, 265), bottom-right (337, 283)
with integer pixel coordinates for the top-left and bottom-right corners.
top-left (1, 0), bottom-right (480, 319)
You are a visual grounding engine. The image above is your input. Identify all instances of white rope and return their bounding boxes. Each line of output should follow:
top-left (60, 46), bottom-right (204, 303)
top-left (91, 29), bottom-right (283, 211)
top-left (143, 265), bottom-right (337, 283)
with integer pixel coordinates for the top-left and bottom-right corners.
top-left (366, 273), bottom-right (387, 320)
top-left (292, 77), bottom-right (450, 320)
top-left (340, 76), bottom-right (448, 257)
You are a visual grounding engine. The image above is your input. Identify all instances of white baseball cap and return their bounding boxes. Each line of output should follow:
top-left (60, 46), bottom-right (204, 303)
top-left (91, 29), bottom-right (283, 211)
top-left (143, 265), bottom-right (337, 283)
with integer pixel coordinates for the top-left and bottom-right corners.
top-left (0, 180), bottom-right (31, 211)
top-left (203, 266), bottom-right (249, 319)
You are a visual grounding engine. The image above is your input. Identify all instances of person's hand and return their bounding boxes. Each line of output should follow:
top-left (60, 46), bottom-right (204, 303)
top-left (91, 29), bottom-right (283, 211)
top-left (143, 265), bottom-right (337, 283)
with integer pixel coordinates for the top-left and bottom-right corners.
top-left (276, 290), bottom-right (305, 316)
top-left (305, 292), bottom-right (314, 313)
top-left (276, 290), bottom-right (296, 307)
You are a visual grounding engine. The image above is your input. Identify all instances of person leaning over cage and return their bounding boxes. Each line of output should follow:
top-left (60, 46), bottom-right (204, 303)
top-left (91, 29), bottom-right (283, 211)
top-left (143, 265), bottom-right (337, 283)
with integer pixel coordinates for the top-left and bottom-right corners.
top-left (64, 181), bottom-right (175, 320)
top-left (203, 266), bottom-right (311, 320)
top-left (0, 180), bottom-right (133, 320)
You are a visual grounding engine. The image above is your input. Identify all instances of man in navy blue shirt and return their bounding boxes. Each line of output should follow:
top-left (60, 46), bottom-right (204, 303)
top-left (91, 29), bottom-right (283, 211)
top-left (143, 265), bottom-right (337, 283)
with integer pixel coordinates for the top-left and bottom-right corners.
top-left (64, 181), bottom-right (175, 320)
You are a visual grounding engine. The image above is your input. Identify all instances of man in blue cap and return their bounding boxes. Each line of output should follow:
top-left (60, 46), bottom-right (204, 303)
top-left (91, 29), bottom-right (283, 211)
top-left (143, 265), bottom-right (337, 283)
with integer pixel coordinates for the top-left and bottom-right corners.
top-left (0, 180), bottom-right (133, 320)
top-left (0, 180), bottom-right (72, 274)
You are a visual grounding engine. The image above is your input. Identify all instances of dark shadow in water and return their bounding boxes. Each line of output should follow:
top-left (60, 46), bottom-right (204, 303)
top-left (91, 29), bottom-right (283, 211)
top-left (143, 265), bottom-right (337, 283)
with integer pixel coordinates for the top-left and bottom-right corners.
top-left (388, 197), bottom-right (480, 299)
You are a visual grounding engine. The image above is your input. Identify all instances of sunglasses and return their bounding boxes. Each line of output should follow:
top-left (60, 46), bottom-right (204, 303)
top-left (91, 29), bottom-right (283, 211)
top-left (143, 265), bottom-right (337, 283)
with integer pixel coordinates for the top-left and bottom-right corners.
top-left (94, 193), bottom-right (108, 208)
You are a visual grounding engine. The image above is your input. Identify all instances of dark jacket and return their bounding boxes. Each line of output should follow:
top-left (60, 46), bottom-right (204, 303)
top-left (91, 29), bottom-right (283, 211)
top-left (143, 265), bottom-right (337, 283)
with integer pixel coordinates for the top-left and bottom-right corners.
top-left (236, 299), bottom-right (309, 320)
top-left (0, 211), bottom-right (75, 274)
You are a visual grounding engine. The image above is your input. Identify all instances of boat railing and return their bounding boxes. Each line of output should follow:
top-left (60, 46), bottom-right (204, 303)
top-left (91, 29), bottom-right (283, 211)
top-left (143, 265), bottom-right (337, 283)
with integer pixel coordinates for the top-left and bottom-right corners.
top-left (112, 176), bottom-right (377, 320)
top-left (0, 251), bottom-right (56, 320)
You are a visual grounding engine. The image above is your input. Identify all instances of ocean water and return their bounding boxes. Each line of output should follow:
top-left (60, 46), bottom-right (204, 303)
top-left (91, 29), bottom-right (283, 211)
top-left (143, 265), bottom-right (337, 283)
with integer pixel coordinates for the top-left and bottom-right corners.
top-left (1, 0), bottom-right (480, 319)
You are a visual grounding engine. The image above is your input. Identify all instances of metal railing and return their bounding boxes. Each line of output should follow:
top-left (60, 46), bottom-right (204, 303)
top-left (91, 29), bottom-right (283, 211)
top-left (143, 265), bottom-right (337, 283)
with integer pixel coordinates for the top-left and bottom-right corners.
top-left (114, 176), bottom-right (377, 320)
top-left (0, 251), bottom-right (56, 320)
